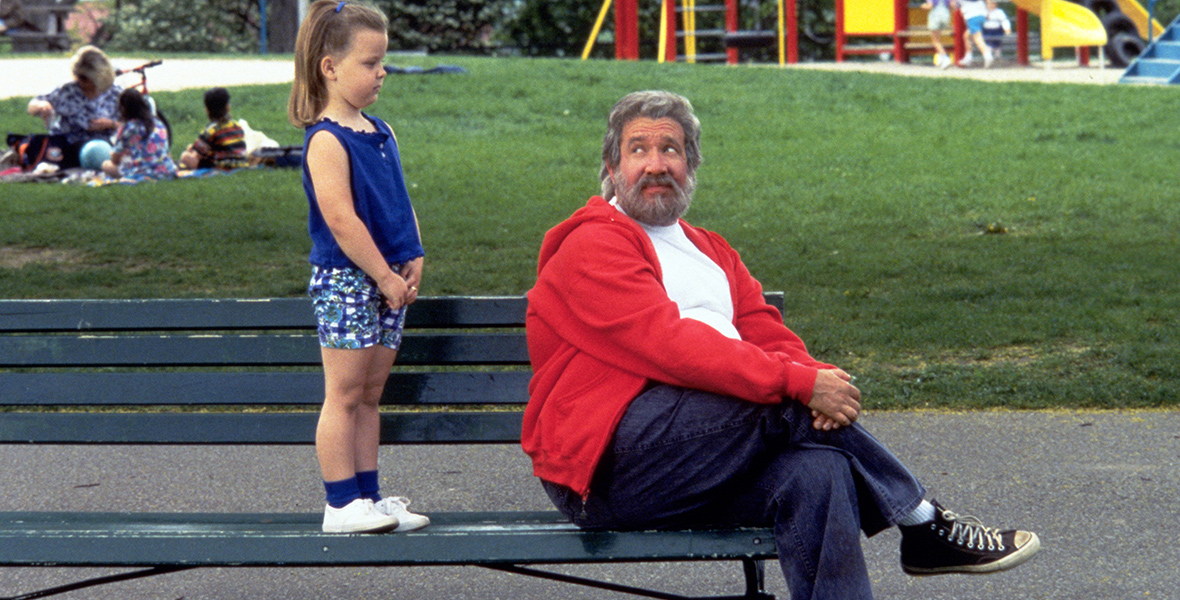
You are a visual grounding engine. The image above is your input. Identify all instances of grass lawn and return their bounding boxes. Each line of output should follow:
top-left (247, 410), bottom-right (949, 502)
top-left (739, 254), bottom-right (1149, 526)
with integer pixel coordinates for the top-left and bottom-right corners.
top-left (1, 55), bottom-right (1177, 410)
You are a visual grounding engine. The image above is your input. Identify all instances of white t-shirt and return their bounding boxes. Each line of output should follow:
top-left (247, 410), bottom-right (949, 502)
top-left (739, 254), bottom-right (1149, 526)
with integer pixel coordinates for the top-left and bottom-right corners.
top-left (611, 199), bottom-right (741, 340)
top-left (959, 0), bottom-right (988, 20)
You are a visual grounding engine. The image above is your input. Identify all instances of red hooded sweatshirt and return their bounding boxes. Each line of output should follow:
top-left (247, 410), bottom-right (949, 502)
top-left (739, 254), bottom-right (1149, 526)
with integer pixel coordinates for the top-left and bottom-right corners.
top-left (523, 197), bottom-right (833, 498)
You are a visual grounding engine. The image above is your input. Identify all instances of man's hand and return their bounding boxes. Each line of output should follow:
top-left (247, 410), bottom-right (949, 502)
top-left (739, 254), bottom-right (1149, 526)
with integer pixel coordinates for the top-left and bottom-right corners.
top-left (808, 368), bottom-right (861, 431)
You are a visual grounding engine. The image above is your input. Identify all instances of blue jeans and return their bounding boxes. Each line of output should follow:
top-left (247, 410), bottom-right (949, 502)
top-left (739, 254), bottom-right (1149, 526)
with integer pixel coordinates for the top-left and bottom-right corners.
top-left (543, 385), bottom-right (926, 600)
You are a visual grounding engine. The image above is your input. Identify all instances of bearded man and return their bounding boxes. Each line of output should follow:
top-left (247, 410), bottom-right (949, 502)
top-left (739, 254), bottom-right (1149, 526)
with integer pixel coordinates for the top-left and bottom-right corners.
top-left (522, 91), bottom-right (1039, 600)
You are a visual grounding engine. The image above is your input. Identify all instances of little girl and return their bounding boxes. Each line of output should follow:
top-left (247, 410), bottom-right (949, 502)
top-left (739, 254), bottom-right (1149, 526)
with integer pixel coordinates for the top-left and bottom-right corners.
top-left (288, 0), bottom-right (430, 534)
top-left (101, 88), bottom-right (177, 181)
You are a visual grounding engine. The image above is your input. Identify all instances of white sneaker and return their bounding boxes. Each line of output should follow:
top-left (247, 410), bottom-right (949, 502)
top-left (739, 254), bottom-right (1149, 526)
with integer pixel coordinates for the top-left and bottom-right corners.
top-left (937, 53), bottom-right (951, 69)
top-left (322, 498), bottom-right (399, 533)
top-left (374, 496), bottom-right (431, 532)
top-left (958, 55), bottom-right (974, 67)
top-left (983, 52), bottom-right (995, 68)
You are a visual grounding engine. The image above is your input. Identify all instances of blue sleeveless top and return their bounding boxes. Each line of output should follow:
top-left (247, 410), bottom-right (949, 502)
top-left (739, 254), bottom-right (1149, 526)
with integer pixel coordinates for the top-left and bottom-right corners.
top-left (302, 115), bottom-right (424, 269)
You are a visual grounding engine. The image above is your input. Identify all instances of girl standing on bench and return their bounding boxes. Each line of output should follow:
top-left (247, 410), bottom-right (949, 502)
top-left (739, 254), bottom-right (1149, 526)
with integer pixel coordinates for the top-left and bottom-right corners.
top-left (289, 0), bottom-right (430, 534)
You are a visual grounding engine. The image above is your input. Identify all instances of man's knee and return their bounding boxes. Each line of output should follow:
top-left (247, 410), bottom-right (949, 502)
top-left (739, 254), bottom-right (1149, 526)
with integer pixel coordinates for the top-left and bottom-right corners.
top-left (774, 449), bottom-right (859, 510)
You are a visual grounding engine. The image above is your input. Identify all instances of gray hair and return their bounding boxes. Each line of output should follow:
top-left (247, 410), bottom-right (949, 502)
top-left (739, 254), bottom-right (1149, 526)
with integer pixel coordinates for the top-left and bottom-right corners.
top-left (600, 91), bottom-right (702, 199)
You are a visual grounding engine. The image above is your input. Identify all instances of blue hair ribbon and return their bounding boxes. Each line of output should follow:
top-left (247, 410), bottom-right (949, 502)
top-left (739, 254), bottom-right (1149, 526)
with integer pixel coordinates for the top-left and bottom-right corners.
top-left (335, 1), bottom-right (346, 12)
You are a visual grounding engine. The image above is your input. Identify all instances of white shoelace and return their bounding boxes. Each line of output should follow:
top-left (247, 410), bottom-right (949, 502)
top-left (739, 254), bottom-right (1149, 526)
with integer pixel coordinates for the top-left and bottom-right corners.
top-left (941, 510), bottom-right (1005, 552)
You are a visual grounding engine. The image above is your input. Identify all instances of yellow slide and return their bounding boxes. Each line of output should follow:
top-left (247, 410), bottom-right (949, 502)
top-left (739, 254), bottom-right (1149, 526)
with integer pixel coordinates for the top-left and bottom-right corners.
top-left (1010, 0), bottom-right (1108, 60)
top-left (1114, 0), bottom-right (1167, 40)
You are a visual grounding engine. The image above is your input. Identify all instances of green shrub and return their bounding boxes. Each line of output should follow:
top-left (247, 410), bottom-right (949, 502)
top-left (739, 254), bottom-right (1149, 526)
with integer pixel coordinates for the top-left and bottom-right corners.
top-left (103, 0), bottom-right (261, 54)
top-left (375, 0), bottom-right (513, 53)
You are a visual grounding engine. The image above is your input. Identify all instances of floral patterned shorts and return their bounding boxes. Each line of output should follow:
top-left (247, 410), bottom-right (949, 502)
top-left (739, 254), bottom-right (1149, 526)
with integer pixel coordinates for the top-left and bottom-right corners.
top-left (308, 265), bottom-right (406, 350)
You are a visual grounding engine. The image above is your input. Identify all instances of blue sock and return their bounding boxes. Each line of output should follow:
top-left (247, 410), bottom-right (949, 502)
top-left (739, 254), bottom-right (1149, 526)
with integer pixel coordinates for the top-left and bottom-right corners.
top-left (356, 470), bottom-right (382, 502)
top-left (324, 476), bottom-right (361, 509)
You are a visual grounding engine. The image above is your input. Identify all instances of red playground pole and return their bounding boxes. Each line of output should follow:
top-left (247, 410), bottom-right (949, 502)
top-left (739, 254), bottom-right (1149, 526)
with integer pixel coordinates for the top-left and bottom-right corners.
top-left (616, 0), bottom-right (639, 60)
top-left (894, 0), bottom-right (908, 63)
top-left (664, 0), bottom-right (678, 62)
top-left (1016, 8), bottom-right (1028, 65)
top-left (726, 0), bottom-right (739, 64)
top-left (953, 9), bottom-right (966, 63)
top-left (785, 0), bottom-right (798, 63)
top-left (835, 0), bottom-right (846, 61)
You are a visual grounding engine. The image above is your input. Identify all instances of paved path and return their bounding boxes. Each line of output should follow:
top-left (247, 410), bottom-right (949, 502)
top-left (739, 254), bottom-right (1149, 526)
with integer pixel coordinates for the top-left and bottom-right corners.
top-left (2, 409), bottom-right (1177, 599)
top-left (1, 57), bottom-right (295, 100)
top-left (1, 55), bottom-right (1124, 101)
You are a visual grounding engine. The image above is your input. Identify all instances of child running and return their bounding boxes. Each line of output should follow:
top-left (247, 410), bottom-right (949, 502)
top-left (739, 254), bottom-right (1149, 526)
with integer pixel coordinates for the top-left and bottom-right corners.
top-left (288, 0), bottom-right (429, 534)
top-left (101, 88), bottom-right (177, 182)
top-left (957, 0), bottom-right (995, 67)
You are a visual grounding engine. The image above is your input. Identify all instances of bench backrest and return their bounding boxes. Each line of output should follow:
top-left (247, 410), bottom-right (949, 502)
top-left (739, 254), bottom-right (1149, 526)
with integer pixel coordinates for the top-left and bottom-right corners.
top-left (0, 294), bottom-right (783, 446)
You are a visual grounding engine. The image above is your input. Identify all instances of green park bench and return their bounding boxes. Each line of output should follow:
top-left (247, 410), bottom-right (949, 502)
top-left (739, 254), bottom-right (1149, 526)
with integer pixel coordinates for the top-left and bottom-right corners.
top-left (0, 295), bottom-right (783, 600)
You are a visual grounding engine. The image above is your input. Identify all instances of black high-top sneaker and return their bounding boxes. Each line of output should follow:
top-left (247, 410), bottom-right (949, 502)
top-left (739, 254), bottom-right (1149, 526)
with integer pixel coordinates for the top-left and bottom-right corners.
top-left (899, 500), bottom-right (1040, 575)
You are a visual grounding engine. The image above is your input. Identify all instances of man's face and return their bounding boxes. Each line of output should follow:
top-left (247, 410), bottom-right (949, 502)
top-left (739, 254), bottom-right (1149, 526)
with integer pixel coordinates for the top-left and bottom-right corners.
top-left (610, 117), bottom-right (694, 227)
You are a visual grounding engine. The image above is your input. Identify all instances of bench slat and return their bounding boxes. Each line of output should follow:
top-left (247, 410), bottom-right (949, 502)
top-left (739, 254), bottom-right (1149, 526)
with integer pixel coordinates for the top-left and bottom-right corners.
top-left (0, 411), bottom-right (523, 444)
top-left (0, 511), bottom-right (775, 566)
top-left (0, 332), bottom-right (529, 367)
top-left (0, 371), bottom-right (531, 406)
top-left (0, 296), bottom-right (528, 332)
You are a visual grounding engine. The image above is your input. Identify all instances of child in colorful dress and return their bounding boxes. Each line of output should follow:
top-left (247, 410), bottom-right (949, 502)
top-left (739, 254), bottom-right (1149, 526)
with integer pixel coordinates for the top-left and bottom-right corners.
top-left (288, 0), bottom-right (430, 534)
top-left (101, 88), bottom-right (176, 181)
top-left (179, 87), bottom-right (249, 171)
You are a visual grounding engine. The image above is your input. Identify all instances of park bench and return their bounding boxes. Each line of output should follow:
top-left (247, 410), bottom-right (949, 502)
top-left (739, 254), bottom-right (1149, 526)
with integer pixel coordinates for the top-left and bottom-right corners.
top-left (0, 295), bottom-right (784, 600)
top-left (1, 0), bottom-right (75, 52)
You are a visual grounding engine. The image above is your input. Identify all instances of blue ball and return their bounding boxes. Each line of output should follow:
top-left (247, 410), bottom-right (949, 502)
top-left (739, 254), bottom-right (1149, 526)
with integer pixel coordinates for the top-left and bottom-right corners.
top-left (79, 140), bottom-right (113, 170)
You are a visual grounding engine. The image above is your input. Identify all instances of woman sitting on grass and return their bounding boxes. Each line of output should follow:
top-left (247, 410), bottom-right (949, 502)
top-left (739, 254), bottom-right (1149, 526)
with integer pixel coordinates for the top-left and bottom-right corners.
top-left (101, 89), bottom-right (177, 182)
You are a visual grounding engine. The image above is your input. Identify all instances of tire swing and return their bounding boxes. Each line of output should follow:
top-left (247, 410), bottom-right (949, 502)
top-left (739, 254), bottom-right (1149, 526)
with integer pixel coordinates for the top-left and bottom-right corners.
top-left (1080, 0), bottom-right (1120, 17)
top-left (1108, 31), bottom-right (1147, 66)
top-left (1101, 11), bottom-right (1145, 66)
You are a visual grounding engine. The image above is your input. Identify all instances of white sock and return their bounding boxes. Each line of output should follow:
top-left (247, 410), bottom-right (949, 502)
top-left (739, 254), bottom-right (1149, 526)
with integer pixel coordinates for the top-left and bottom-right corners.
top-left (898, 500), bottom-right (936, 526)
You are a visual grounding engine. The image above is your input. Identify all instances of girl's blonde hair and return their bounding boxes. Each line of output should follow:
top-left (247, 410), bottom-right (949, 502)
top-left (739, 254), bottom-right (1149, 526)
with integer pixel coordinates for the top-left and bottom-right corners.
top-left (288, 0), bottom-right (389, 128)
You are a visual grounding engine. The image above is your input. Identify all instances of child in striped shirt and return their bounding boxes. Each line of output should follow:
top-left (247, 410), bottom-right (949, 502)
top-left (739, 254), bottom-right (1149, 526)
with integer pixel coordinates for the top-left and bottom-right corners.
top-left (180, 87), bottom-right (249, 170)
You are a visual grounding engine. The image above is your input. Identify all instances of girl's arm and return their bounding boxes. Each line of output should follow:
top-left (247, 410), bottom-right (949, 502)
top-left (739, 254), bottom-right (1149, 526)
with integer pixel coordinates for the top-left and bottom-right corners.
top-left (397, 208), bottom-right (424, 304)
top-left (307, 129), bottom-right (409, 309)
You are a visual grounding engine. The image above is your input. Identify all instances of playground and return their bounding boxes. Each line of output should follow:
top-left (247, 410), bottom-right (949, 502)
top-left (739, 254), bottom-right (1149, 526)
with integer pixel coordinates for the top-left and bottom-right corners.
top-left (583, 0), bottom-right (1177, 82)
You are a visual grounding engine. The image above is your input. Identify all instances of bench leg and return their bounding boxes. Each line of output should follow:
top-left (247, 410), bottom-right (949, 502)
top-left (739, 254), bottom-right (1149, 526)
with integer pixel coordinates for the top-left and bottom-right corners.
top-left (483, 560), bottom-right (775, 600)
top-left (741, 558), bottom-right (774, 600)
top-left (1, 566), bottom-right (195, 600)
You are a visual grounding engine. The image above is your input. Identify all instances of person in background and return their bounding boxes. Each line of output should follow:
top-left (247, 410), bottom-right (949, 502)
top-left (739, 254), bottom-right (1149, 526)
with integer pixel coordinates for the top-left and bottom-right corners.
top-left (101, 88), bottom-right (176, 182)
top-left (982, 0), bottom-right (1012, 60)
top-left (180, 87), bottom-right (249, 171)
top-left (957, 0), bottom-right (995, 67)
top-left (1, 0), bottom-right (34, 34)
top-left (922, 0), bottom-right (954, 69)
top-left (25, 46), bottom-right (122, 168)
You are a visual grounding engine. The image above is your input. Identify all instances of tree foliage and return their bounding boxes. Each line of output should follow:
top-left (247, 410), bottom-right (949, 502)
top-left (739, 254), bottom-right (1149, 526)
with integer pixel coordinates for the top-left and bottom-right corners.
top-left (103, 0), bottom-right (261, 54)
top-left (375, 0), bottom-right (513, 53)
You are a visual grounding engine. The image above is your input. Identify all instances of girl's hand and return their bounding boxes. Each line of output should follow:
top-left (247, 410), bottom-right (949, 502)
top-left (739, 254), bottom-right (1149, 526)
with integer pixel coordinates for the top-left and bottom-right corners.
top-left (399, 257), bottom-right (423, 305)
top-left (377, 274), bottom-right (408, 311)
